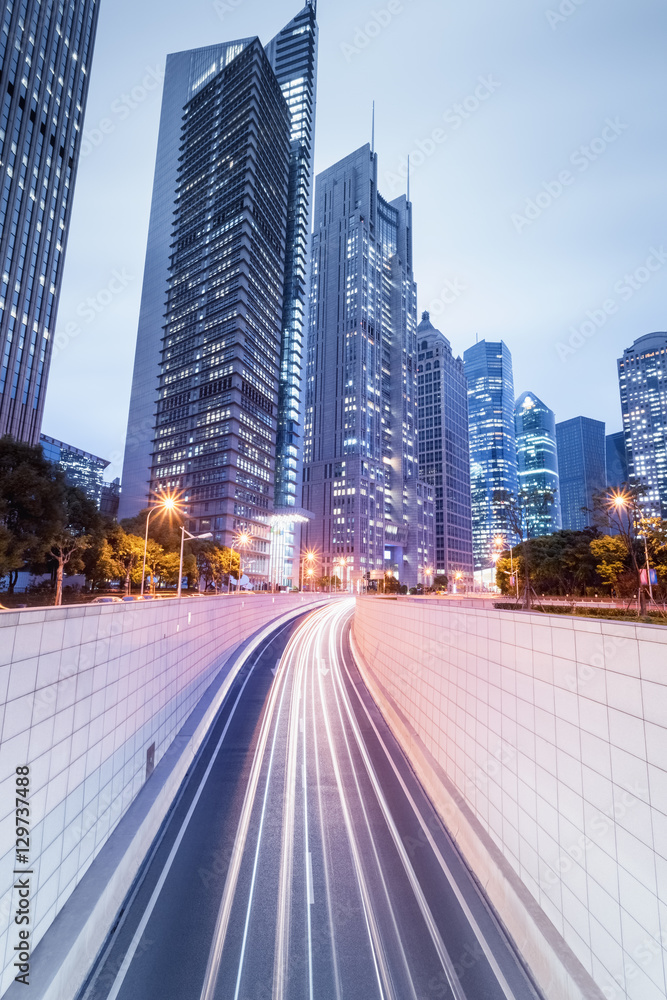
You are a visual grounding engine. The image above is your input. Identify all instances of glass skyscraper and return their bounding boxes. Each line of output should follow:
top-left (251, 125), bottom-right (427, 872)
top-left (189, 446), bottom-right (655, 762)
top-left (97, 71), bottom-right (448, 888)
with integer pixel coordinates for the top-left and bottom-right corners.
top-left (302, 145), bottom-right (434, 589)
top-left (556, 416), bottom-right (606, 531)
top-left (416, 312), bottom-right (473, 585)
top-left (119, 5), bottom-right (318, 585)
top-left (40, 432), bottom-right (108, 507)
top-left (618, 332), bottom-right (667, 517)
top-left (606, 430), bottom-right (629, 489)
top-left (464, 340), bottom-right (518, 570)
top-left (0, 0), bottom-right (100, 444)
top-left (515, 391), bottom-right (561, 537)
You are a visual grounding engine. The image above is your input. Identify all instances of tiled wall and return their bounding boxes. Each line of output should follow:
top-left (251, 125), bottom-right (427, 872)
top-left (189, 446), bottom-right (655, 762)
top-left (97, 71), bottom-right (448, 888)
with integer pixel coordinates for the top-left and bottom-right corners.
top-left (0, 594), bottom-right (324, 996)
top-left (353, 597), bottom-right (667, 1000)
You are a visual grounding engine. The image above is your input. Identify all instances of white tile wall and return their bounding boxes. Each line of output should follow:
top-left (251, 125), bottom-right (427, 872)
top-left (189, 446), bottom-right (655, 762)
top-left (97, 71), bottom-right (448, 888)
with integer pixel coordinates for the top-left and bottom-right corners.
top-left (0, 594), bottom-right (324, 996)
top-left (353, 597), bottom-right (667, 1000)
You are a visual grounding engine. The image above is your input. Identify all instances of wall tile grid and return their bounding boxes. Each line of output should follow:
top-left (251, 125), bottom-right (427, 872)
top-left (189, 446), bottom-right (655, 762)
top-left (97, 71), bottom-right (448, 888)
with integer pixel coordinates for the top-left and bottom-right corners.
top-left (353, 598), bottom-right (667, 1000)
top-left (0, 594), bottom-right (321, 995)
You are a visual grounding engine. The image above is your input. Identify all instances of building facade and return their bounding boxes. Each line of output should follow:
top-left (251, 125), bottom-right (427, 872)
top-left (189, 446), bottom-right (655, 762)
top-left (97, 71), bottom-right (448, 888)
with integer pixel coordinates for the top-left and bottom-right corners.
top-left (0, 0), bottom-right (100, 444)
top-left (416, 312), bottom-right (473, 586)
top-left (618, 332), bottom-right (667, 517)
top-left (119, 5), bottom-right (318, 589)
top-left (515, 391), bottom-right (562, 537)
top-left (606, 430), bottom-right (629, 489)
top-left (556, 416), bottom-right (606, 531)
top-left (301, 145), bottom-right (434, 589)
top-left (463, 340), bottom-right (518, 569)
top-left (40, 433), bottom-right (109, 508)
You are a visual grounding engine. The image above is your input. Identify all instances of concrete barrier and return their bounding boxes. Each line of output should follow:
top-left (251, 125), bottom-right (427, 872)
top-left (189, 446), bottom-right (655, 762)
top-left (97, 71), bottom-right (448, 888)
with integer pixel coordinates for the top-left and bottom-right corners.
top-left (0, 594), bottom-right (329, 997)
top-left (352, 596), bottom-right (667, 1000)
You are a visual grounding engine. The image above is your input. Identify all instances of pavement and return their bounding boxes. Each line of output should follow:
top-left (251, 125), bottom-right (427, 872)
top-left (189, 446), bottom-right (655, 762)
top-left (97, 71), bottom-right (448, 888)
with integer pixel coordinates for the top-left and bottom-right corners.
top-left (77, 599), bottom-right (544, 1000)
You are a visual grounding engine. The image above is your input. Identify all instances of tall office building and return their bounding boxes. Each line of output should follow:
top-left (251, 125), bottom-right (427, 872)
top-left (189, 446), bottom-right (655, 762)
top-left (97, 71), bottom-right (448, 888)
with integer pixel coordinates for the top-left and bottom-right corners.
top-left (606, 430), bottom-right (628, 489)
top-left (556, 416), bottom-right (606, 531)
top-left (0, 0), bottom-right (100, 444)
top-left (119, 4), bottom-right (318, 584)
top-left (302, 145), bottom-right (434, 589)
top-left (416, 312), bottom-right (473, 585)
top-left (618, 332), bottom-right (667, 517)
top-left (464, 340), bottom-right (518, 570)
top-left (40, 432), bottom-right (109, 507)
top-left (515, 391), bottom-right (561, 537)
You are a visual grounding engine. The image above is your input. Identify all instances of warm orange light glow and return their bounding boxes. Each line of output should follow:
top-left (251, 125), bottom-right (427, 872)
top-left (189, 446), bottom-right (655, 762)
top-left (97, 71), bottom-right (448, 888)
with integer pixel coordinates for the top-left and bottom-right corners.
top-left (455, 571), bottom-right (463, 580)
top-left (494, 534), bottom-right (505, 548)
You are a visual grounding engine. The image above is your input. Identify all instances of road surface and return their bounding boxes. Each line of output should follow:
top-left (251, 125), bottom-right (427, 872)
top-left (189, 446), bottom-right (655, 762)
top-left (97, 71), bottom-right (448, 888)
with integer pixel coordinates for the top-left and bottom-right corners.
top-left (79, 599), bottom-right (543, 1000)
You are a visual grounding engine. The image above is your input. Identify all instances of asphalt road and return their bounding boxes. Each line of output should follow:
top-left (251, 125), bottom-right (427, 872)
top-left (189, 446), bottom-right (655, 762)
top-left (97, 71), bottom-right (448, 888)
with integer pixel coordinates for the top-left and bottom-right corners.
top-left (79, 600), bottom-right (544, 1000)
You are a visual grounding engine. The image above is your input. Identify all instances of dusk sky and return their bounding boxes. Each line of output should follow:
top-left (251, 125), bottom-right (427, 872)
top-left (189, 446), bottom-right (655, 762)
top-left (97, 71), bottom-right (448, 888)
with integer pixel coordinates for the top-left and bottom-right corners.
top-left (42, 0), bottom-right (666, 479)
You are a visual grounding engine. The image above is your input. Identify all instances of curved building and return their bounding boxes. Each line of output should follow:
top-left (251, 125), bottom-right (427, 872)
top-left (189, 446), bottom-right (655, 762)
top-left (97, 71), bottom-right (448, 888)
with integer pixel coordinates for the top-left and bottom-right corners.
top-left (515, 391), bottom-right (561, 537)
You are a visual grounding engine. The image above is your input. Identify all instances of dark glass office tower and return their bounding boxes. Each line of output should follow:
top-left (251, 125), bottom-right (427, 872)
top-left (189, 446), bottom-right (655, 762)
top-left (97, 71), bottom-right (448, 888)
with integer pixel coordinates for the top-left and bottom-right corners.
top-left (302, 145), bottom-right (435, 589)
top-left (556, 416), bottom-right (606, 530)
top-left (416, 312), bottom-right (473, 586)
top-left (515, 391), bottom-right (561, 537)
top-left (618, 332), bottom-right (667, 517)
top-left (150, 41), bottom-right (291, 581)
top-left (0, 0), bottom-right (100, 444)
top-left (606, 430), bottom-right (628, 489)
top-left (464, 340), bottom-right (518, 569)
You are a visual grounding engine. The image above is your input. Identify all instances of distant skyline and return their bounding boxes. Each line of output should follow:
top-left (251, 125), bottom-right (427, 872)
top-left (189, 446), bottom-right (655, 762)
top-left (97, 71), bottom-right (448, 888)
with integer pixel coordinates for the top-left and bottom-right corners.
top-left (41, 0), bottom-right (667, 479)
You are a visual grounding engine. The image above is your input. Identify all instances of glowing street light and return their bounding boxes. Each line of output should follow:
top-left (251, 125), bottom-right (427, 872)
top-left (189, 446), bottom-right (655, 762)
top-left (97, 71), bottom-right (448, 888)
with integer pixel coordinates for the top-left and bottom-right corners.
top-left (234, 532), bottom-right (252, 593)
top-left (141, 490), bottom-right (184, 596)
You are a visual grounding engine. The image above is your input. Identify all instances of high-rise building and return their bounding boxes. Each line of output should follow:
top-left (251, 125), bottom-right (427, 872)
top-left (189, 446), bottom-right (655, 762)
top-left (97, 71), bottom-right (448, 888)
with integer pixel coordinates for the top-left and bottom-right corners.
top-left (606, 430), bottom-right (628, 489)
top-left (301, 145), bottom-right (434, 589)
top-left (464, 340), bottom-right (518, 569)
top-left (40, 433), bottom-right (109, 508)
top-left (416, 312), bottom-right (473, 586)
top-left (618, 332), bottom-right (667, 517)
top-left (119, 4), bottom-right (318, 585)
top-left (515, 391), bottom-right (561, 537)
top-left (0, 0), bottom-right (100, 444)
top-left (556, 416), bottom-right (606, 531)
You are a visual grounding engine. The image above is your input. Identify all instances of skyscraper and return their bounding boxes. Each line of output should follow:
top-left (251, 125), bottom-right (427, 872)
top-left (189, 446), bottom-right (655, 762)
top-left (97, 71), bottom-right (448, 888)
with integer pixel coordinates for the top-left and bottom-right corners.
top-left (618, 332), bottom-right (667, 516)
top-left (301, 145), bottom-right (434, 589)
top-left (606, 430), bottom-right (629, 489)
top-left (515, 391), bottom-right (561, 537)
top-left (0, 0), bottom-right (101, 444)
top-left (416, 312), bottom-right (473, 585)
top-left (40, 433), bottom-right (109, 508)
top-left (119, 5), bottom-right (318, 584)
top-left (556, 416), bottom-right (606, 531)
top-left (464, 340), bottom-right (518, 570)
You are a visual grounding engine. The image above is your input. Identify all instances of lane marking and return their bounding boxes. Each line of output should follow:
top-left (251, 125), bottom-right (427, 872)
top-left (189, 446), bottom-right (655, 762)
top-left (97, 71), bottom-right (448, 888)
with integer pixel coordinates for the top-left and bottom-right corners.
top-left (342, 617), bottom-right (525, 1000)
top-left (308, 852), bottom-right (314, 906)
top-left (102, 625), bottom-right (290, 1000)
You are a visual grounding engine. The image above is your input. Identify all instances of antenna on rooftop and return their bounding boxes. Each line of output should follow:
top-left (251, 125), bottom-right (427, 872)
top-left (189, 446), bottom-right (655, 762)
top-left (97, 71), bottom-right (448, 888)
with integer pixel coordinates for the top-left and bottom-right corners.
top-left (371, 100), bottom-right (375, 155)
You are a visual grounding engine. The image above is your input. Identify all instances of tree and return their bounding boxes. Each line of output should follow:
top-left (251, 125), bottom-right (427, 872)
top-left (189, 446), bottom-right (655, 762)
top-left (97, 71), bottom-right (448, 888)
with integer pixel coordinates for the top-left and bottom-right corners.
top-left (433, 574), bottom-right (448, 591)
top-left (590, 535), bottom-right (629, 590)
top-left (47, 486), bottom-right (101, 606)
top-left (0, 436), bottom-right (64, 590)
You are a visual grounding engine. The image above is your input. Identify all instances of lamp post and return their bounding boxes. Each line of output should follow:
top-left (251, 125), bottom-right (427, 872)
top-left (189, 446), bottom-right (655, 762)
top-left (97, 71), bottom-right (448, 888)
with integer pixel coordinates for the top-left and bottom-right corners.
top-left (494, 534), bottom-right (518, 600)
top-left (141, 493), bottom-right (180, 597)
top-left (235, 532), bottom-right (251, 593)
top-left (608, 491), bottom-right (650, 613)
top-left (300, 550), bottom-right (316, 592)
top-left (177, 528), bottom-right (212, 598)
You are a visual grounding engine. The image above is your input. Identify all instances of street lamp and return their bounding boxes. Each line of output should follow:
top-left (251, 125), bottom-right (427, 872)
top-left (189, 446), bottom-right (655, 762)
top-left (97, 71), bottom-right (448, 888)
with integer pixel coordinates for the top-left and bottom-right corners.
top-left (233, 532), bottom-right (251, 593)
top-left (334, 557), bottom-right (346, 593)
top-left (607, 490), bottom-right (653, 610)
top-left (300, 550), bottom-right (316, 592)
top-left (177, 527), bottom-right (212, 598)
top-left (494, 534), bottom-right (518, 600)
top-left (141, 491), bottom-right (183, 597)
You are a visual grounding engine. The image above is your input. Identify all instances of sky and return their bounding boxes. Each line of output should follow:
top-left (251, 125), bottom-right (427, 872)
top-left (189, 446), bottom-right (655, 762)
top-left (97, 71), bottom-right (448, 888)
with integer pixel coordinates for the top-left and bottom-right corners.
top-left (41, 0), bottom-right (667, 479)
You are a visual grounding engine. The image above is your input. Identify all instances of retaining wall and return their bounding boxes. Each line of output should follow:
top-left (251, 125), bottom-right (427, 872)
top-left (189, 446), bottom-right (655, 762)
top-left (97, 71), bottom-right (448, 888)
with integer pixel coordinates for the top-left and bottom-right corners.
top-left (0, 593), bottom-right (327, 996)
top-left (352, 597), bottom-right (667, 1000)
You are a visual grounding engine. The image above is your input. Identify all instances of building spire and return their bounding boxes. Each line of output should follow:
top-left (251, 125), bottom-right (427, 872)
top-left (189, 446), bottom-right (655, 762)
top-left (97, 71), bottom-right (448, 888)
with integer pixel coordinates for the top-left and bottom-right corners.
top-left (407, 153), bottom-right (410, 203)
top-left (371, 100), bottom-right (375, 155)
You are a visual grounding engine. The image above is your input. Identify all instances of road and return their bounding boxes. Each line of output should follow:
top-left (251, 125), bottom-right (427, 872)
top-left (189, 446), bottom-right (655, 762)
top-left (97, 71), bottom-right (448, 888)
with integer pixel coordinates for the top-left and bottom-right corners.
top-left (79, 599), bottom-right (543, 1000)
